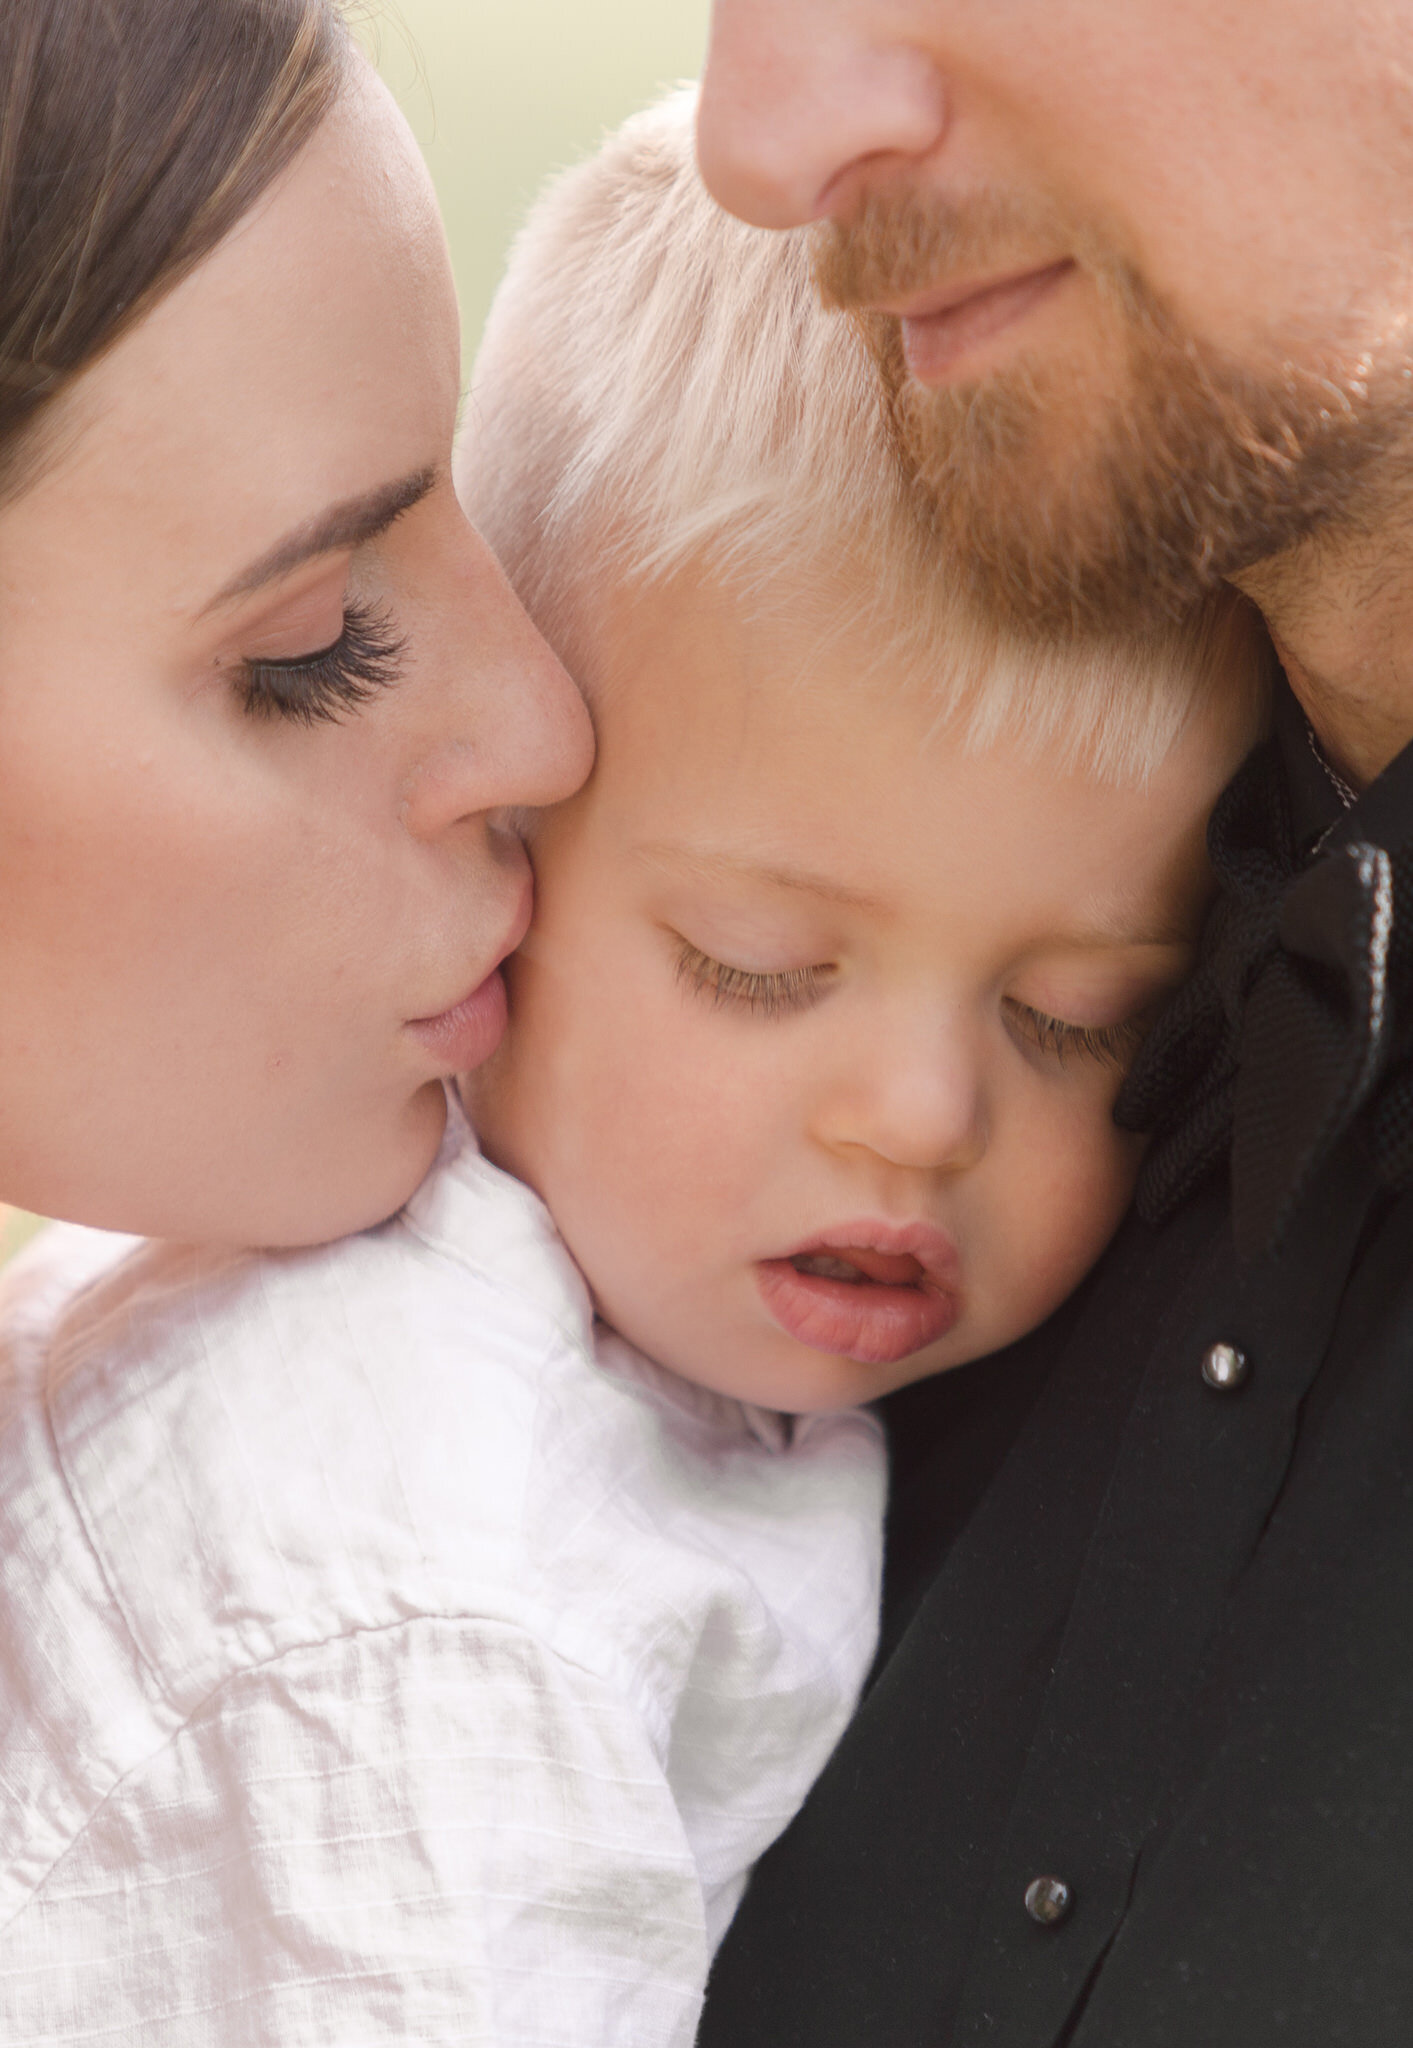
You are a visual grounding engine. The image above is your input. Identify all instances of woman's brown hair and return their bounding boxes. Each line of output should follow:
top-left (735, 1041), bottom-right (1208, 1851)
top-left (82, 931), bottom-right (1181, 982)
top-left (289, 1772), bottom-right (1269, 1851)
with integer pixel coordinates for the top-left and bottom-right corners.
top-left (0, 0), bottom-right (349, 489)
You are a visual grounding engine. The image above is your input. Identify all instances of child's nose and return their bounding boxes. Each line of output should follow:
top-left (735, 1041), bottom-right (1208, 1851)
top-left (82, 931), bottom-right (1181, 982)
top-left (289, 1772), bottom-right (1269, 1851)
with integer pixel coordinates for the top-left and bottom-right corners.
top-left (815, 1016), bottom-right (988, 1176)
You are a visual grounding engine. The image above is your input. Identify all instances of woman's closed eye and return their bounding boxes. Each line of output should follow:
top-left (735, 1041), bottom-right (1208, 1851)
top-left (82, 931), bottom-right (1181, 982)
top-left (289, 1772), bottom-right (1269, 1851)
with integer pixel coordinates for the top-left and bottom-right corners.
top-left (239, 599), bottom-right (407, 725)
top-left (1003, 996), bottom-right (1150, 1071)
top-left (674, 939), bottom-right (836, 1019)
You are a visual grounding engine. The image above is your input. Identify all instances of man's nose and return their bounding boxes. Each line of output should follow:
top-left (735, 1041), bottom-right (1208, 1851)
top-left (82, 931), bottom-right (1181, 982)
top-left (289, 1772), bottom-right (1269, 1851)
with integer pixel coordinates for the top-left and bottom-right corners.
top-left (697, 0), bottom-right (950, 229)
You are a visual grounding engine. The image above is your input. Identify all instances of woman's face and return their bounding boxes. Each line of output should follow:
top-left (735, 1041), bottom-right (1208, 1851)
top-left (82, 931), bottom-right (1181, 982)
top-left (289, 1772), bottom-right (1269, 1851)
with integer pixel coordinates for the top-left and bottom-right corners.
top-left (0, 62), bottom-right (593, 1245)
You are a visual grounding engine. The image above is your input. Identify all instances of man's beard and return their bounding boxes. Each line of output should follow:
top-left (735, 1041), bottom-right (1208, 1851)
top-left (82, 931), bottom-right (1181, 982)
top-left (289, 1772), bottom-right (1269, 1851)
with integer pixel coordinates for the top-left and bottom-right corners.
top-left (815, 190), bottom-right (1413, 639)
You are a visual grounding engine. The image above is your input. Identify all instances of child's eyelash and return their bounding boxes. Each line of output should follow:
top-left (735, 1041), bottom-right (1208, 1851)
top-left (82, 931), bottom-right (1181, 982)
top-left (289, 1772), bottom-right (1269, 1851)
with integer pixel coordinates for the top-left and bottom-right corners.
top-left (674, 941), bottom-right (833, 1018)
top-left (239, 600), bottom-right (407, 726)
top-left (673, 949), bottom-right (1150, 1058)
top-left (1005, 999), bottom-right (1149, 1070)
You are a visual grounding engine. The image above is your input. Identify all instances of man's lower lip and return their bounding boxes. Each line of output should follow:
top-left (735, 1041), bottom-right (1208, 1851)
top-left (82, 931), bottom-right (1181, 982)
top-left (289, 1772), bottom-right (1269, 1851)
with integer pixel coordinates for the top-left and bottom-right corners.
top-left (407, 969), bottom-right (508, 1072)
top-left (899, 260), bottom-right (1074, 385)
top-left (756, 1259), bottom-right (959, 1367)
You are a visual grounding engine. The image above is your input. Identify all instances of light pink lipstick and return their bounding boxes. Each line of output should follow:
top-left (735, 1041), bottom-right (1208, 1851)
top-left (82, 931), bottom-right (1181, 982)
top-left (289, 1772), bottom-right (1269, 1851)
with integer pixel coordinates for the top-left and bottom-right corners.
top-left (406, 880), bottom-right (532, 1074)
top-left (407, 972), bottom-right (509, 1073)
top-left (757, 1220), bottom-right (961, 1367)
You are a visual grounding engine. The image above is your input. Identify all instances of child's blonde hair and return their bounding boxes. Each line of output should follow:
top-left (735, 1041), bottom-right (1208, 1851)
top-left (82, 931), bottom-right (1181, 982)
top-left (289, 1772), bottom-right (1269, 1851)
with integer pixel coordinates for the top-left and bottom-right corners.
top-left (460, 88), bottom-right (1269, 782)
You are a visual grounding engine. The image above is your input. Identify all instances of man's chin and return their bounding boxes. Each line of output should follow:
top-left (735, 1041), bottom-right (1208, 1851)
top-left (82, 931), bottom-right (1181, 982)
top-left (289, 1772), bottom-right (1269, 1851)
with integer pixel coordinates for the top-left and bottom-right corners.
top-left (867, 303), bottom-right (1404, 642)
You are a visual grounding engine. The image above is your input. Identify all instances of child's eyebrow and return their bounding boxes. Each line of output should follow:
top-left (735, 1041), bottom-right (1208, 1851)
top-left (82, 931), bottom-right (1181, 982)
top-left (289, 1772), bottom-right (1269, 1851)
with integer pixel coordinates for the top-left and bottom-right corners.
top-left (1054, 906), bottom-right (1199, 951)
top-left (634, 842), bottom-right (883, 910)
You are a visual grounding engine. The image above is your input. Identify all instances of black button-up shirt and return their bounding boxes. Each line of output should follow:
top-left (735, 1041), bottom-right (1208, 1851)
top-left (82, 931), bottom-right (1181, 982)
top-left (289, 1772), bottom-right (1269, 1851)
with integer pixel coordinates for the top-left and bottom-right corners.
top-left (699, 688), bottom-right (1413, 2045)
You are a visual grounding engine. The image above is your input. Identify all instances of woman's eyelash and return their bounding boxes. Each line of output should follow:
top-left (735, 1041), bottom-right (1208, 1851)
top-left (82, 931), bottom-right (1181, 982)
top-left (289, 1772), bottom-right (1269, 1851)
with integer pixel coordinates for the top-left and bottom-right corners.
top-left (239, 600), bottom-right (407, 726)
top-left (675, 941), bottom-right (833, 1018)
top-left (1005, 998), bottom-right (1149, 1070)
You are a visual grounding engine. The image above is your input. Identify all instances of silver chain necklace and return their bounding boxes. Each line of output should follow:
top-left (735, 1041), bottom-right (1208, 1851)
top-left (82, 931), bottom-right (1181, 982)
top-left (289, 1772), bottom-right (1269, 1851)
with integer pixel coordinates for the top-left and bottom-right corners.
top-left (1305, 714), bottom-right (1358, 812)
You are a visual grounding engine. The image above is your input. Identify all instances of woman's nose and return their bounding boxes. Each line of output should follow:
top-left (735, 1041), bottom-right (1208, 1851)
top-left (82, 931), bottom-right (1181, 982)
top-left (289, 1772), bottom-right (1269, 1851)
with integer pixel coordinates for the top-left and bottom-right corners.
top-left (402, 559), bottom-right (594, 844)
top-left (697, 0), bottom-right (950, 229)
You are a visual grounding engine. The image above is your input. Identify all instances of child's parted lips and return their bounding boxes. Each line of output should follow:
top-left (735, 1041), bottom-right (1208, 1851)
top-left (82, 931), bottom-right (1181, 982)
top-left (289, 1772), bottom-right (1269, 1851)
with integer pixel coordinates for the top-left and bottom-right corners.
top-left (757, 1222), bottom-right (961, 1368)
top-left (790, 1246), bottom-right (926, 1288)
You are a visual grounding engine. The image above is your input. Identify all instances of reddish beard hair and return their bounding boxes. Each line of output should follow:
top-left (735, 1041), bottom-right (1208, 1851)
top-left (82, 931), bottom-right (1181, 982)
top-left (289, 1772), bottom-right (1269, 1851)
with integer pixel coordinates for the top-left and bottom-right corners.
top-left (814, 188), bottom-right (1409, 640)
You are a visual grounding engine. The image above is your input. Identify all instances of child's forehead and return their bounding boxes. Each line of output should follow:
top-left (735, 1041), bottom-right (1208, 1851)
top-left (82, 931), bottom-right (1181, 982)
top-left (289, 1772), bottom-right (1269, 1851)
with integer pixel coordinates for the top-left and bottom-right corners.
top-left (573, 563), bottom-right (1232, 796)
top-left (564, 572), bottom-right (1234, 942)
top-left (578, 566), bottom-right (944, 738)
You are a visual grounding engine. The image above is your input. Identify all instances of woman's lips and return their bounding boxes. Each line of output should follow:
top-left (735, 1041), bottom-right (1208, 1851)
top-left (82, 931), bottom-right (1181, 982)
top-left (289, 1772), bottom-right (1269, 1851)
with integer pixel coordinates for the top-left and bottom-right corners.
top-left (406, 880), bottom-right (532, 1074)
top-left (898, 259), bottom-right (1074, 384)
top-left (406, 970), bottom-right (509, 1073)
top-left (756, 1222), bottom-right (961, 1368)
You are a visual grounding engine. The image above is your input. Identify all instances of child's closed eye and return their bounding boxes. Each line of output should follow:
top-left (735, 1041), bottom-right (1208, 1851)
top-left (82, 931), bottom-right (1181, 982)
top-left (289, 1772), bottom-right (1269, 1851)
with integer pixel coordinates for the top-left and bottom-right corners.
top-left (674, 940), bottom-right (836, 1019)
top-left (1003, 997), bottom-right (1151, 1071)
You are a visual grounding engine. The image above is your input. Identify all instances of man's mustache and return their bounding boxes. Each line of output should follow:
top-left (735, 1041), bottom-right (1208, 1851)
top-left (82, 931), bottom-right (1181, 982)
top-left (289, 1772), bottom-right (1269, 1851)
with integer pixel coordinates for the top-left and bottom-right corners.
top-left (812, 189), bottom-right (1078, 311)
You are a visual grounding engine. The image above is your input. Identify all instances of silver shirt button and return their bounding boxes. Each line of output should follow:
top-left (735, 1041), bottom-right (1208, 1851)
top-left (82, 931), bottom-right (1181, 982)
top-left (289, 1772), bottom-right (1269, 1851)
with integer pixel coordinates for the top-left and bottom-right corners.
top-left (1201, 1341), bottom-right (1249, 1392)
top-left (1024, 1875), bottom-right (1073, 1927)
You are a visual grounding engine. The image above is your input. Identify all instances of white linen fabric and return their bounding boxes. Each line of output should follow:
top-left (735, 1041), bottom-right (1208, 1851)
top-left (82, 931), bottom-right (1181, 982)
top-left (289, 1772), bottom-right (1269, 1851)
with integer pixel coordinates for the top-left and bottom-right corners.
top-left (0, 1103), bottom-right (885, 2046)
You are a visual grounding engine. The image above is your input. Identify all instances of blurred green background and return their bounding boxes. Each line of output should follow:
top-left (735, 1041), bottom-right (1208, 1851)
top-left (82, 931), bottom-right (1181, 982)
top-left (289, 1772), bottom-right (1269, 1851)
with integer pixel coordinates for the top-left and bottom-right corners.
top-left (367, 0), bottom-right (709, 363)
top-left (0, 0), bottom-right (708, 1268)
top-left (0, 1209), bottom-right (43, 1267)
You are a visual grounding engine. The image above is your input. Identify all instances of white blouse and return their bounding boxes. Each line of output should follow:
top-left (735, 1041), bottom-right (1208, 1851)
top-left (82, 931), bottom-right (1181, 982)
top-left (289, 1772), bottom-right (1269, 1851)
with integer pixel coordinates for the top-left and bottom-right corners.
top-left (0, 1106), bottom-right (885, 2046)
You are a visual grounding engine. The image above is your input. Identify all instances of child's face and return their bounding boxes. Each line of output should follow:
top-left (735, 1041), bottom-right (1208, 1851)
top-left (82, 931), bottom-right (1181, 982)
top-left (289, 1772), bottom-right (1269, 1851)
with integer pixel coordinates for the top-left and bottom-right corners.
top-left (467, 574), bottom-right (1245, 1412)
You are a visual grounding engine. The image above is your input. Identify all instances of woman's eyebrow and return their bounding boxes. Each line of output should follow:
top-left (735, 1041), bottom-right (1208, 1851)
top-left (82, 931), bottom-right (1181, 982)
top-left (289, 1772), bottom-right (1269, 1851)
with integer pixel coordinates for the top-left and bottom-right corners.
top-left (204, 464), bottom-right (437, 611)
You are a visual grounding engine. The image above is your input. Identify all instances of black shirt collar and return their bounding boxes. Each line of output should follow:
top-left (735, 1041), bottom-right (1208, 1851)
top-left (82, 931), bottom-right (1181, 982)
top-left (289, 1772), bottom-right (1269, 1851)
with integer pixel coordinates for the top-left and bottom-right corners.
top-left (1276, 669), bottom-right (1413, 859)
top-left (1273, 677), bottom-right (1346, 859)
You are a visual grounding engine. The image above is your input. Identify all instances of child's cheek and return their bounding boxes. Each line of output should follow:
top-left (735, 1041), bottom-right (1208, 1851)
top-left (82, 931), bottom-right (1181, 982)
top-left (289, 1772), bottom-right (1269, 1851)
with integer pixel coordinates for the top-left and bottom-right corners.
top-left (1001, 1115), bottom-right (1144, 1338)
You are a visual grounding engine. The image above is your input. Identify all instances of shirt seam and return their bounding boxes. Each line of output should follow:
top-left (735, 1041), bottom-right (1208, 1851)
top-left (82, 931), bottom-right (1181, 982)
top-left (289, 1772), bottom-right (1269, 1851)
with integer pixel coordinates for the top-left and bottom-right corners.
top-left (39, 1261), bottom-right (184, 1723)
top-left (0, 1609), bottom-right (634, 1942)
